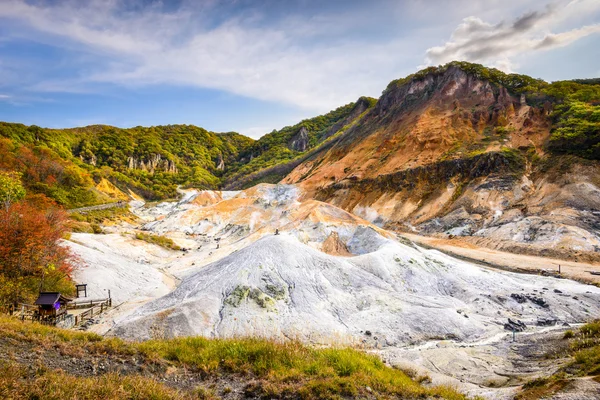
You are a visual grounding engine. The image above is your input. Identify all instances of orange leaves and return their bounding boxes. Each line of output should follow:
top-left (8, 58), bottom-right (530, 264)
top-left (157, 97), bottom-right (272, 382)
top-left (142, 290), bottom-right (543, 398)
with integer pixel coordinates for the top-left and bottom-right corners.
top-left (0, 201), bottom-right (74, 282)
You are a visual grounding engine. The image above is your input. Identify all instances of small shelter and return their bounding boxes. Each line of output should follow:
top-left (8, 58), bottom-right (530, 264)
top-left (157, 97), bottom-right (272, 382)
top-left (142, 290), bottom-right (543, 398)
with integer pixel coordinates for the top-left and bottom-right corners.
top-left (34, 292), bottom-right (72, 318)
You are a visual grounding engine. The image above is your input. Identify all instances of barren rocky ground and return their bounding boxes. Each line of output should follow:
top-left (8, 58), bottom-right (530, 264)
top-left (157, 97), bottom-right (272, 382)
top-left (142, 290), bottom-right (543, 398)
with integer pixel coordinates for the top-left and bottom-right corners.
top-left (63, 184), bottom-right (600, 399)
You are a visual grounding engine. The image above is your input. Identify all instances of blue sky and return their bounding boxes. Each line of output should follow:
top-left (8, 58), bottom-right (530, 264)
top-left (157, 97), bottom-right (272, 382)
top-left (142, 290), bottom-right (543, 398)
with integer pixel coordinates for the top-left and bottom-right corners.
top-left (0, 0), bottom-right (599, 139)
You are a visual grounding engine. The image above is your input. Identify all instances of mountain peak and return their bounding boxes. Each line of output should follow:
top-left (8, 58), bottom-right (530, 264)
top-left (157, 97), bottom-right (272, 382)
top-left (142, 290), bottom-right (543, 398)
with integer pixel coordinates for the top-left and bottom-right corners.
top-left (384, 61), bottom-right (547, 96)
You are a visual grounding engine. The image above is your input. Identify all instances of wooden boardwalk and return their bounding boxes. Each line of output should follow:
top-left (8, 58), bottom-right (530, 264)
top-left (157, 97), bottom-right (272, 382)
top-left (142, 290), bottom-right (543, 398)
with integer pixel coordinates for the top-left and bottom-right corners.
top-left (68, 298), bottom-right (112, 327)
top-left (67, 202), bottom-right (127, 214)
top-left (12, 298), bottom-right (112, 328)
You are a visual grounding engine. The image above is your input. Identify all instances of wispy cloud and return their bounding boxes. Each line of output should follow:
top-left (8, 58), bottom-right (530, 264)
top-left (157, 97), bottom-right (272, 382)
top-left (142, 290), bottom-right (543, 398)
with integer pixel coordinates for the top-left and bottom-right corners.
top-left (0, 0), bottom-right (416, 111)
top-left (425, 0), bottom-right (600, 72)
top-left (0, 0), bottom-right (598, 114)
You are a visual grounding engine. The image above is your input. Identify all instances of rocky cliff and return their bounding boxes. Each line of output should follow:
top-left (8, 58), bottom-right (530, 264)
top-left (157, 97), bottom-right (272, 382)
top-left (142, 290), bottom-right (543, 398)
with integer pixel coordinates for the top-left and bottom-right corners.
top-left (282, 63), bottom-right (600, 262)
top-left (127, 154), bottom-right (178, 174)
top-left (288, 126), bottom-right (309, 152)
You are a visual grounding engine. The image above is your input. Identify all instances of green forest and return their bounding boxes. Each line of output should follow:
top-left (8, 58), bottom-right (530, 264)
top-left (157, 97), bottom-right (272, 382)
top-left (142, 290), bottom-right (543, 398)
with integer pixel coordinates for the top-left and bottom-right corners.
top-left (0, 97), bottom-right (369, 208)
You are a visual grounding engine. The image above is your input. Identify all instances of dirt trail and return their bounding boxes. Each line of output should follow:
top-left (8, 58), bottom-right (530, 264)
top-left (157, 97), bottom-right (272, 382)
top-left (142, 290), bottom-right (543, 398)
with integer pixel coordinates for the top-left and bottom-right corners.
top-left (401, 233), bottom-right (600, 285)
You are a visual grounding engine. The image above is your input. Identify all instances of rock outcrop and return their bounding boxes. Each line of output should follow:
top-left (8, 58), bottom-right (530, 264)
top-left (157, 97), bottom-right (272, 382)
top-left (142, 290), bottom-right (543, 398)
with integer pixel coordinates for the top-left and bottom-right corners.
top-left (288, 126), bottom-right (309, 152)
top-left (127, 154), bottom-right (178, 174)
top-left (216, 153), bottom-right (225, 171)
top-left (321, 231), bottom-right (352, 256)
top-left (79, 153), bottom-right (97, 166)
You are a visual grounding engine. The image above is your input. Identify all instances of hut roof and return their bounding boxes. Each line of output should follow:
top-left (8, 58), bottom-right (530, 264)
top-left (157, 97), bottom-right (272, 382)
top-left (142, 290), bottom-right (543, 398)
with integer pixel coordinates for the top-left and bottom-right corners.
top-left (34, 292), bottom-right (72, 305)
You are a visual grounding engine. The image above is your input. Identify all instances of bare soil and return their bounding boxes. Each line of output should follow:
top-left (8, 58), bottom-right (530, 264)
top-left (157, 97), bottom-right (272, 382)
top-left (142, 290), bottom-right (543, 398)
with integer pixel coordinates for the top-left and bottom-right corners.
top-left (401, 233), bottom-right (600, 286)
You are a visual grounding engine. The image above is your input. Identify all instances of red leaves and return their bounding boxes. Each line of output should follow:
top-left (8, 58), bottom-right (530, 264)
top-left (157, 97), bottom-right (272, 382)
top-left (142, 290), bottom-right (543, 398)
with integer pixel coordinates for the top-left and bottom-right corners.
top-left (0, 201), bottom-right (74, 280)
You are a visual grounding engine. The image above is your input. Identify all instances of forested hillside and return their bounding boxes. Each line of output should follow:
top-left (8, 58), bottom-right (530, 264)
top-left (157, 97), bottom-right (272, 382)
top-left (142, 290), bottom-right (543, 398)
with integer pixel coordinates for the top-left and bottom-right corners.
top-left (0, 123), bottom-right (253, 206)
top-left (0, 97), bottom-right (374, 207)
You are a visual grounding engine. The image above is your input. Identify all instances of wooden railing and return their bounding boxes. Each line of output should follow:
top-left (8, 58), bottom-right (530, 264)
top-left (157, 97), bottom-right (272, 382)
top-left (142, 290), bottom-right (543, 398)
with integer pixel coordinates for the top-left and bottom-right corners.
top-left (13, 304), bottom-right (70, 326)
top-left (68, 298), bottom-right (112, 310)
top-left (9, 299), bottom-right (112, 328)
top-left (71, 298), bottom-right (111, 327)
top-left (67, 201), bottom-right (127, 214)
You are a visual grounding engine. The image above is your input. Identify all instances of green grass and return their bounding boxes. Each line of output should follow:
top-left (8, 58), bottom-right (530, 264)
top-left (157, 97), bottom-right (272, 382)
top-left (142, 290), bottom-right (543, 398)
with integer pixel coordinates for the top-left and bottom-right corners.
top-left (135, 232), bottom-right (181, 251)
top-left (0, 315), bottom-right (473, 399)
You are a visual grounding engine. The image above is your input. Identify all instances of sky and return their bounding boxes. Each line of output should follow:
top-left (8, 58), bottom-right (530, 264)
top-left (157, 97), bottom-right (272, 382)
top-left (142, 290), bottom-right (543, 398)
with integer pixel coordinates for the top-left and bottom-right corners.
top-left (0, 0), bottom-right (599, 139)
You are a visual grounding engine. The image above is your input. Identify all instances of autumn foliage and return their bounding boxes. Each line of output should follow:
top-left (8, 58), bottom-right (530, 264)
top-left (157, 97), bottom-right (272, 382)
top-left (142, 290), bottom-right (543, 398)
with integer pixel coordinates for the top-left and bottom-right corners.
top-left (0, 187), bottom-right (76, 306)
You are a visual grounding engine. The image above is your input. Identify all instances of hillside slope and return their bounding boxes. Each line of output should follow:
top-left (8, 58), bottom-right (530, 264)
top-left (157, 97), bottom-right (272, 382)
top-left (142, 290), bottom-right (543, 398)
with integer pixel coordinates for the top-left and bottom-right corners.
top-left (282, 62), bottom-right (600, 263)
top-left (0, 315), bottom-right (470, 400)
top-left (0, 123), bottom-right (253, 205)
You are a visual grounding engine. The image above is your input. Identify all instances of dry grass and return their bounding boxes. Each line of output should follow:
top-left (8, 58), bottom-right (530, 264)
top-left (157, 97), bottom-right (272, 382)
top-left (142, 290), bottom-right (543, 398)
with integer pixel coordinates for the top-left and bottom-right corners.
top-left (0, 315), bottom-right (474, 399)
top-left (0, 361), bottom-right (198, 400)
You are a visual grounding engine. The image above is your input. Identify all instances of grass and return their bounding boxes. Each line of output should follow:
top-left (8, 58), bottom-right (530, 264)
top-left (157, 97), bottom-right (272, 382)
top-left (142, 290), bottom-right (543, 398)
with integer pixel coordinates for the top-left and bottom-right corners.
top-left (69, 206), bottom-right (135, 233)
top-left (516, 320), bottom-right (600, 399)
top-left (0, 315), bottom-right (473, 399)
top-left (0, 362), bottom-right (195, 400)
top-left (135, 232), bottom-right (181, 251)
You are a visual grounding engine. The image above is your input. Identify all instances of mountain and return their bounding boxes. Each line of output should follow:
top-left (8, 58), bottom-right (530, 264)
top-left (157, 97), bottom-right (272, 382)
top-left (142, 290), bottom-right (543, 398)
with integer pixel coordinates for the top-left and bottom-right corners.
top-left (281, 62), bottom-right (600, 264)
top-left (1, 62), bottom-right (599, 262)
top-left (0, 97), bottom-right (373, 207)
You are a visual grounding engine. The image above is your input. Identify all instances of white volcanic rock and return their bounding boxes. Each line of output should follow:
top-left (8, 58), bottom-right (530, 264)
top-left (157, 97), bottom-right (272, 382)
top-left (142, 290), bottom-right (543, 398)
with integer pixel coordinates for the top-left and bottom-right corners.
top-left (68, 233), bottom-right (176, 304)
top-left (65, 183), bottom-right (600, 350)
top-left (111, 228), bottom-right (600, 345)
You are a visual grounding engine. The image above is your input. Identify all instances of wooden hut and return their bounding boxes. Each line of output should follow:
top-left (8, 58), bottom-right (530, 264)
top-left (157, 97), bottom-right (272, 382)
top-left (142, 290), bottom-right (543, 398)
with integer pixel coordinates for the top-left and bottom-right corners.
top-left (34, 292), bottom-right (72, 319)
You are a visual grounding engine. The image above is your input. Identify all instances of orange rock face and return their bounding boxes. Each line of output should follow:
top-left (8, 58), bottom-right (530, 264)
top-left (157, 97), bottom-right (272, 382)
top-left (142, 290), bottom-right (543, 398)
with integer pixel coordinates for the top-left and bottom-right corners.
top-left (280, 66), bottom-right (599, 261)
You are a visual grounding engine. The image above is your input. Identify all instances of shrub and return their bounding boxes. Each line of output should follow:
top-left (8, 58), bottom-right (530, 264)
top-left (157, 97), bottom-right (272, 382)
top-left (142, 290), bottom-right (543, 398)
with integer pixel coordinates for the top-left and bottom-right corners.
top-left (135, 232), bottom-right (181, 251)
top-left (563, 330), bottom-right (574, 339)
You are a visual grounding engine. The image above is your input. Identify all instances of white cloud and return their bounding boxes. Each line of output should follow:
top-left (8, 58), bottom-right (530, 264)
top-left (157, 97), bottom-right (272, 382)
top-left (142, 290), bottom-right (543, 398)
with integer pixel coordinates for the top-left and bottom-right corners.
top-left (0, 0), bottom-right (416, 112)
top-left (425, 0), bottom-right (600, 72)
top-left (238, 126), bottom-right (272, 140)
top-left (0, 0), bottom-right (598, 113)
top-left (0, 94), bottom-right (10, 99)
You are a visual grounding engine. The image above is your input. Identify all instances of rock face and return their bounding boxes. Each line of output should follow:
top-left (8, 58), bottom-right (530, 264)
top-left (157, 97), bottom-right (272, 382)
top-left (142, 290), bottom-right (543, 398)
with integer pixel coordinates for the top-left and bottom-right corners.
top-left (280, 65), bottom-right (600, 262)
top-left (215, 153), bottom-right (225, 171)
top-left (288, 126), bottom-right (309, 152)
top-left (321, 231), bottom-right (352, 256)
top-left (79, 153), bottom-right (97, 166)
top-left (127, 154), bottom-right (178, 174)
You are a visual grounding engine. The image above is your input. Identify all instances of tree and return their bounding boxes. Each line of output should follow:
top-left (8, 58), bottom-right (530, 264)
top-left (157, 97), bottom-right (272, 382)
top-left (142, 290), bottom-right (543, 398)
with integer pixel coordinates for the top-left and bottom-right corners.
top-left (0, 200), bottom-right (75, 305)
top-left (0, 171), bottom-right (25, 210)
